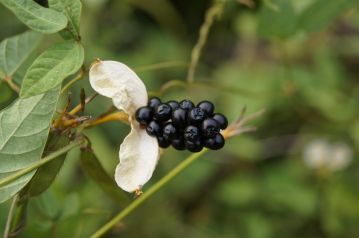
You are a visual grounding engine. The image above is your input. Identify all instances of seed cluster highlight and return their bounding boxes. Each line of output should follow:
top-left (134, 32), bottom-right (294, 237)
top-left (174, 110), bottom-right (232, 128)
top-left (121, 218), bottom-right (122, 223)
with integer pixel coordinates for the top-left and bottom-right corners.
top-left (135, 97), bottom-right (228, 152)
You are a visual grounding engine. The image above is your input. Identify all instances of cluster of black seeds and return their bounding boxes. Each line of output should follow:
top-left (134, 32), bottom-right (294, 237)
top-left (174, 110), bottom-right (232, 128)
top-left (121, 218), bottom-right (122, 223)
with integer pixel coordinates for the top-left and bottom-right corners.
top-left (135, 97), bottom-right (228, 152)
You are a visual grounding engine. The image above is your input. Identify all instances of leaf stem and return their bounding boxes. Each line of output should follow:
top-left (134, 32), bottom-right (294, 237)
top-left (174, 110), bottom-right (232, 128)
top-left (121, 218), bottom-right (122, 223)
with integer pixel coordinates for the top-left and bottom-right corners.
top-left (90, 149), bottom-right (208, 238)
top-left (0, 139), bottom-right (85, 188)
top-left (134, 61), bottom-right (188, 72)
top-left (60, 66), bottom-right (86, 96)
top-left (3, 194), bottom-right (18, 238)
top-left (187, 1), bottom-right (224, 83)
top-left (3, 76), bottom-right (20, 93)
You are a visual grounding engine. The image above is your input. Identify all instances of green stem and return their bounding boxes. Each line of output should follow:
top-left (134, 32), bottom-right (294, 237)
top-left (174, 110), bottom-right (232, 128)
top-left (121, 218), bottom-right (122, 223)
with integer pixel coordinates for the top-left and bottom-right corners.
top-left (134, 61), bottom-right (188, 72)
top-left (3, 194), bottom-right (18, 238)
top-left (0, 139), bottom-right (85, 188)
top-left (187, 1), bottom-right (224, 83)
top-left (60, 67), bottom-right (86, 96)
top-left (90, 149), bottom-right (208, 238)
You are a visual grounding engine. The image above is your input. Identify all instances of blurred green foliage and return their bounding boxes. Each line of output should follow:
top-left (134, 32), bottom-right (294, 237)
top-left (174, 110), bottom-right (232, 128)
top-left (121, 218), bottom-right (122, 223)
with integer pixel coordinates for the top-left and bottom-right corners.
top-left (0, 0), bottom-right (358, 237)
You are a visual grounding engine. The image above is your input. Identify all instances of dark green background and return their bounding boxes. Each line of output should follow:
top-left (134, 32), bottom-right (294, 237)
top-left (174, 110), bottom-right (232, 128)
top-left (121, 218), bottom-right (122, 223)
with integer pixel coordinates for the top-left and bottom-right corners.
top-left (0, 0), bottom-right (358, 237)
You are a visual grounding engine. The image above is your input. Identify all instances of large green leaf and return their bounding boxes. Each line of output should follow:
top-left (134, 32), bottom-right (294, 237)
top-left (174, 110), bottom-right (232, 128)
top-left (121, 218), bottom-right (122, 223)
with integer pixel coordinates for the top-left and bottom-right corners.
top-left (20, 40), bottom-right (84, 98)
top-left (0, 31), bottom-right (42, 77)
top-left (0, 0), bottom-right (68, 34)
top-left (19, 133), bottom-right (70, 200)
top-left (48, 0), bottom-right (82, 40)
top-left (299, 0), bottom-right (356, 32)
top-left (0, 87), bottom-right (60, 203)
top-left (80, 150), bottom-right (130, 207)
top-left (257, 0), bottom-right (297, 38)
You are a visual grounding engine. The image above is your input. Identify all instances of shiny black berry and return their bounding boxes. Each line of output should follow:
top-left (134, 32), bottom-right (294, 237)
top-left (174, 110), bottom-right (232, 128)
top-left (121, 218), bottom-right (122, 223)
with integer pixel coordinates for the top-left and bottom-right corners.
top-left (197, 100), bottom-right (214, 115)
top-left (179, 99), bottom-right (194, 111)
top-left (154, 104), bottom-right (172, 121)
top-left (201, 118), bottom-right (220, 138)
top-left (188, 107), bottom-right (207, 125)
top-left (148, 97), bottom-right (161, 109)
top-left (212, 113), bottom-right (228, 130)
top-left (146, 121), bottom-right (161, 137)
top-left (157, 136), bottom-right (170, 148)
top-left (162, 123), bottom-right (178, 140)
top-left (204, 133), bottom-right (225, 150)
top-left (185, 139), bottom-right (203, 152)
top-left (135, 106), bottom-right (153, 126)
top-left (171, 136), bottom-right (186, 150)
top-left (167, 100), bottom-right (179, 110)
top-left (184, 125), bottom-right (201, 142)
top-left (172, 108), bottom-right (187, 127)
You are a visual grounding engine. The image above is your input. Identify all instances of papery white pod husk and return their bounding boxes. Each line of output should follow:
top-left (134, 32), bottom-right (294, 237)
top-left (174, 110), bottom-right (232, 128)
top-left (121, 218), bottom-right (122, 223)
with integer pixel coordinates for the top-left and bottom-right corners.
top-left (115, 121), bottom-right (160, 192)
top-left (89, 60), bottom-right (148, 115)
top-left (89, 60), bottom-right (160, 192)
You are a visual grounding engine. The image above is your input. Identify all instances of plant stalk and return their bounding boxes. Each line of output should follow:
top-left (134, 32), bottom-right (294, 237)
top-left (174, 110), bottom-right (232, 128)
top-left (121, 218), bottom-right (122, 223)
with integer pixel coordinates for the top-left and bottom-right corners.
top-left (0, 139), bottom-right (85, 188)
top-left (90, 149), bottom-right (208, 238)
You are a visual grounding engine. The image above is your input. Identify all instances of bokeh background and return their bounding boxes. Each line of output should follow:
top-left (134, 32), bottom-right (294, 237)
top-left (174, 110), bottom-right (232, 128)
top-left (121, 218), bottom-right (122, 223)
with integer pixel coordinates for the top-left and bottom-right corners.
top-left (1, 0), bottom-right (359, 237)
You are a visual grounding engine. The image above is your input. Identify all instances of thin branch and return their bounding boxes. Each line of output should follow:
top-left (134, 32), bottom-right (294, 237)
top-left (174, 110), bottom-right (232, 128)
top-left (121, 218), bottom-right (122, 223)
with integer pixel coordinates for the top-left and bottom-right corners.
top-left (3, 194), bottom-right (18, 238)
top-left (69, 93), bottom-right (98, 116)
top-left (0, 139), bottom-right (86, 188)
top-left (60, 66), bottom-right (86, 96)
top-left (90, 149), bottom-right (208, 238)
top-left (83, 111), bottom-right (129, 129)
top-left (3, 76), bottom-right (20, 94)
top-left (134, 61), bottom-right (188, 73)
top-left (187, 1), bottom-right (224, 83)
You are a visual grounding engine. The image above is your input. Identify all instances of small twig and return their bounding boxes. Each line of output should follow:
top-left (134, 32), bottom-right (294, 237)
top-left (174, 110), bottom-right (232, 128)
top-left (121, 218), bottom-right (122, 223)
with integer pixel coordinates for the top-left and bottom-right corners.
top-left (83, 111), bottom-right (129, 129)
top-left (187, 1), bottom-right (224, 83)
top-left (60, 66), bottom-right (86, 96)
top-left (69, 93), bottom-right (98, 116)
top-left (3, 76), bottom-right (20, 93)
top-left (155, 79), bottom-right (262, 98)
top-left (3, 194), bottom-right (18, 238)
top-left (0, 139), bottom-right (86, 188)
top-left (134, 61), bottom-right (188, 73)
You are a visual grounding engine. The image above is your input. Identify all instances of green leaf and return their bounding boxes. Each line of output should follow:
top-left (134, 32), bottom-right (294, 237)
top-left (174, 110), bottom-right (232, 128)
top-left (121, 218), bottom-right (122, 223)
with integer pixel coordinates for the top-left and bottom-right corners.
top-left (299, 0), bottom-right (356, 32)
top-left (20, 40), bottom-right (84, 98)
top-left (19, 133), bottom-right (70, 200)
top-left (80, 149), bottom-right (130, 207)
top-left (48, 0), bottom-right (82, 40)
top-left (0, 87), bottom-right (60, 203)
top-left (0, 31), bottom-right (42, 76)
top-left (0, 0), bottom-right (68, 34)
top-left (257, 0), bottom-right (297, 38)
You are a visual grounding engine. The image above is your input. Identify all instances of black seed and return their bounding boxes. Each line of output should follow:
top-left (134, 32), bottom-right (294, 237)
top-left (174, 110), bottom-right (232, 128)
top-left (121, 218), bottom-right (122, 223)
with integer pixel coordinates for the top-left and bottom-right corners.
top-left (172, 108), bottom-right (187, 127)
top-left (184, 125), bottom-right (201, 142)
top-left (212, 113), bottom-right (228, 130)
top-left (204, 133), bottom-right (225, 150)
top-left (146, 121), bottom-right (161, 137)
top-left (154, 104), bottom-right (172, 121)
top-left (197, 100), bottom-right (214, 115)
top-left (162, 123), bottom-right (178, 140)
top-left (188, 107), bottom-right (207, 125)
top-left (167, 100), bottom-right (180, 110)
top-left (135, 106), bottom-right (153, 126)
top-left (171, 136), bottom-right (186, 150)
top-left (157, 136), bottom-right (170, 148)
top-left (148, 97), bottom-right (161, 109)
top-left (179, 99), bottom-right (194, 111)
top-left (185, 139), bottom-right (203, 152)
top-left (201, 118), bottom-right (220, 138)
